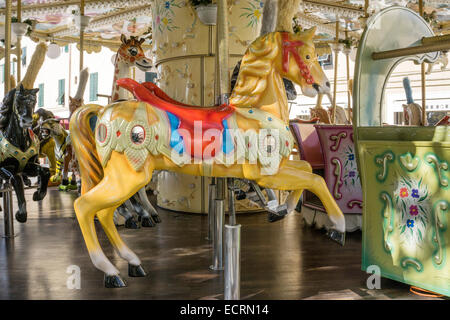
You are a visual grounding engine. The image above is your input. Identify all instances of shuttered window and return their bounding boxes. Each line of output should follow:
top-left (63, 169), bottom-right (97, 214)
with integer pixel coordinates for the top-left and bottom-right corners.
top-left (57, 79), bottom-right (65, 105)
top-left (89, 72), bottom-right (98, 101)
top-left (145, 72), bottom-right (157, 83)
top-left (38, 83), bottom-right (44, 108)
top-left (22, 47), bottom-right (27, 66)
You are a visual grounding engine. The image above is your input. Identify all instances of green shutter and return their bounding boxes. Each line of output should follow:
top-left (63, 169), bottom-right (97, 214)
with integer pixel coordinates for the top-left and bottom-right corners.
top-left (89, 72), bottom-right (98, 101)
top-left (64, 45), bottom-right (69, 53)
top-left (38, 83), bottom-right (44, 108)
top-left (58, 79), bottom-right (65, 105)
top-left (22, 47), bottom-right (27, 66)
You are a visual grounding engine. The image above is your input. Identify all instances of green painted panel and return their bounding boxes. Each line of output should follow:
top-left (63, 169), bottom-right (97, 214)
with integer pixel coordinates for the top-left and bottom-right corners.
top-left (358, 140), bottom-right (449, 296)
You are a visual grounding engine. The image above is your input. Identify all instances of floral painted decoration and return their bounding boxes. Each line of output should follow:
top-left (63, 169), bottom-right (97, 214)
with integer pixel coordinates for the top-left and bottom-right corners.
top-left (240, 0), bottom-right (264, 28)
top-left (394, 176), bottom-right (430, 245)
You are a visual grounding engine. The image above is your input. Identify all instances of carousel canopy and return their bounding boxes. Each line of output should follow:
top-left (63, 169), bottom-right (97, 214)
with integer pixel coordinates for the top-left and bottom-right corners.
top-left (0, 1), bottom-right (449, 52)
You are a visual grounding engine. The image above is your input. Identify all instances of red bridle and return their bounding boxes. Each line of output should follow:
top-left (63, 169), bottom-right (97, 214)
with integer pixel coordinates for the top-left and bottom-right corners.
top-left (281, 32), bottom-right (315, 85)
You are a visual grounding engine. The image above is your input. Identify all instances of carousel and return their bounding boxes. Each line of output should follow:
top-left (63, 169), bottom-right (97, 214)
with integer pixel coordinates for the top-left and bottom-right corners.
top-left (0, 0), bottom-right (448, 300)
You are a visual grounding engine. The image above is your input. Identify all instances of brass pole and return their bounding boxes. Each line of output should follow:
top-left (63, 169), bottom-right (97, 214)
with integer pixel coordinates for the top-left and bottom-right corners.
top-left (364, 0), bottom-right (369, 17)
top-left (16, 0), bottom-right (22, 83)
top-left (422, 34), bottom-right (450, 44)
top-left (217, 0), bottom-right (230, 102)
top-left (79, 0), bottom-right (85, 71)
top-left (419, 0), bottom-right (427, 126)
top-left (372, 41), bottom-right (450, 60)
top-left (345, 30), bottom-right (351, 122)
top-left (331, 19), bottom-right (340, 124)
top-left (4, 0), bottom-right (12, 93)
top-left (215, 0), bottom-right (229, 200)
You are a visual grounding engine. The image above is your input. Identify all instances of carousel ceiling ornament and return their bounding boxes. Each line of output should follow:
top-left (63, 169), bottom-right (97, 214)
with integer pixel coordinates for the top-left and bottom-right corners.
top-left (302, 0), bottom-right (365, 19)
top-left (0, 0), bottom-right (152, 18)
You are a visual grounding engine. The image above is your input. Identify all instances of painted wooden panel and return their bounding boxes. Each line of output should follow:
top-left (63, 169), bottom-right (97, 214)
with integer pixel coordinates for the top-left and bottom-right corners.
top-left (315, 125), bottom-right (362, 214)
top-left (358, 139), bottom-right (449, 296)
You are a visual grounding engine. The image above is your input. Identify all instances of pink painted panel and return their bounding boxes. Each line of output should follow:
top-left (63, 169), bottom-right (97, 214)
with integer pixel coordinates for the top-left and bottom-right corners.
top-left (290, 122), bottom-right (324, 169)
top-left (314, 125), bottom-right (363, 214)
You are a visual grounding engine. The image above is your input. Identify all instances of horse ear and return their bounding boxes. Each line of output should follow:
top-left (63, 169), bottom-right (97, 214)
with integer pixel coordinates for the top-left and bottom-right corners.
top-left (121, 34), bottom-right (127, 44)
top-left (302, 27), bottom-right (316, 41)
top-left (19, 83), bottom-right (25, 92)
top-left (31, 88), bottom-right (39, 94)
top-left (138, 37), bottom-right (145, 45)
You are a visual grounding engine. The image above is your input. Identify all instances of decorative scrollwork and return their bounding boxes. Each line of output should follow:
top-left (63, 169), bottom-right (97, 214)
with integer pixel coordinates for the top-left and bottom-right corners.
top-left (330, 132), bottom-right (347, 151)
top-left (426, 154), bottom-right (448, 187)
top-left (375, 152), bottom-right (394, 182)
top-left (401, 258), bottom-right (423, 272)
top-left (381, 192), bottom-right (394, 252)
top-left (348, 200), bottom-right (363, 208)
top-left (331, 158), bottom-right (343, 199)
top-left (432, 201), bottom-right (448, 266)
top-left (399, 152), bottom-right (420, 172)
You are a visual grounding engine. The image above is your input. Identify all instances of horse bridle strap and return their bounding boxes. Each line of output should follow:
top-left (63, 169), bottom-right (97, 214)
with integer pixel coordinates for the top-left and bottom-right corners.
top-left (281, 33), bottom-right (315, 85)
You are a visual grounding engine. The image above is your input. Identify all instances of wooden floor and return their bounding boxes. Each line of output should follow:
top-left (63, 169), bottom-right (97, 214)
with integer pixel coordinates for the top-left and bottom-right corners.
top-left (0, 187), bottom-right (446, 300)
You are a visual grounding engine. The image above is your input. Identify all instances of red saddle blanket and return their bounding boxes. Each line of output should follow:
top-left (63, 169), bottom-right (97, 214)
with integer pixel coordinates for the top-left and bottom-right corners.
top-left (117, 78), bottom-right (235, 159)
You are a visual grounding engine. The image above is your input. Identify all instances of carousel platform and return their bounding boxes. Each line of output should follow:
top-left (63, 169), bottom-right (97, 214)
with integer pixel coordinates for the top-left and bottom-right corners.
top-left (0, 187), bottom-right (445, 300)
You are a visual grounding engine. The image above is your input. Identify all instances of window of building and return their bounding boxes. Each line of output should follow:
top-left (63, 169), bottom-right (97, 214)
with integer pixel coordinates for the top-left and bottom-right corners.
top-left (89, 72), bottom-right (98, 101)
top-left (57, 79), bottom-right (65, 105)
top-left (38, 83), bottom-right (44, 108)
top-left (22, 47), bottom-right (27, 66)
top-left (145, 72), bottom-right (158, 84)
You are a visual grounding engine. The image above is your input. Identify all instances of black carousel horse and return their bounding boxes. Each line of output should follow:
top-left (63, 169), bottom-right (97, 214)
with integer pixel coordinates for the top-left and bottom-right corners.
top-left (0, 84), bottom-right (50, 223)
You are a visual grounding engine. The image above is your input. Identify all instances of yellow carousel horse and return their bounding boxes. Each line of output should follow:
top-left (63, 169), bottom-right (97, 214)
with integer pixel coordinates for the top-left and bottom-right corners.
top-left (70, 28), bottom-right (346, 287)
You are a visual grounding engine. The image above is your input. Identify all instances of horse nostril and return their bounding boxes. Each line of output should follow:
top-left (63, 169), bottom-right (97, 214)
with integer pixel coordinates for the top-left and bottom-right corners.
top-left (312, 83), bottom-right (320, 91)
top-left (326, 81), bottom-right (330, 88)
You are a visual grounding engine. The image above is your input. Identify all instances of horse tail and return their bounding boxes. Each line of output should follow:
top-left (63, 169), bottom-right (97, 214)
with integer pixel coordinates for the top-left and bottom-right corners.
top-left (70, 104), bottom-right (103, 194)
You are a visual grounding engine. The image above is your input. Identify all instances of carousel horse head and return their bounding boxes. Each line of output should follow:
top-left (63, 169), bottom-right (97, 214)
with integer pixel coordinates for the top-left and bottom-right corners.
top-left (117, 35), bottom-right (152, 71)
top-left (230, 27), bottom-right (328, 109)
top-left (1, 84), bottom-right (39, 130)
top-left (278, 27), bottom-right (330, 97)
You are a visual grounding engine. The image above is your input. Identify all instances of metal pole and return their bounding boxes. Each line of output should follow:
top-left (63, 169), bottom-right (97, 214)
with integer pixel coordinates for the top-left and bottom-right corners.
top-left (228, 178), bottom-right (236, 226)
top-left (16, 0), bottom-right (22, 83)
top-left (371, 41), bottom-right (450, 60)
top-left (331, 19), bottom-right (340, 124)
top-left (4, 0), bottom-right (12, 93)
top-left (210, 199), bottom-right (224, 271)
top-left (344, 29), bottom-right (352, 122)
top-left (79, 0), bottom-right (85, 71)
top-left (3, 183), bottom-right (15, 238)
top-left (419, 0), bottom-right (427, 126)
top-left (207, 182), bottom-right (216, 241)
top-left (224, 224), bottom-right (241, 300)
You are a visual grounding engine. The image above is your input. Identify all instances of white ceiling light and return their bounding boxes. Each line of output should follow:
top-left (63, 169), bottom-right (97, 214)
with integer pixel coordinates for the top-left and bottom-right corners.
top-left (47, 42), bottom-right (61, 59)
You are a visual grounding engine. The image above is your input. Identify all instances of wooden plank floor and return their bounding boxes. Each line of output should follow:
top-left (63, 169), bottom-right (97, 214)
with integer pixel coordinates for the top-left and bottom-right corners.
top-left (0, 188), bottom-right (446, 300)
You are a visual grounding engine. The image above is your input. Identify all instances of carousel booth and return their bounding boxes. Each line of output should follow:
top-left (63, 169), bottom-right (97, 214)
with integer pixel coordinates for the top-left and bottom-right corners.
top-left (354, 7), bottom-right (449, 297)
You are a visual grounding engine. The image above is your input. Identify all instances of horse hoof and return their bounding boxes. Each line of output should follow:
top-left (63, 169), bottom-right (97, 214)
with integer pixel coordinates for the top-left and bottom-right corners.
top-left (152, 215), bottom-right (162, 223)
top-left (128, 264), bottom-right (146, 277)
top-left (267, 208), bottom-right (287, 223)
top-left (104, 274), bottom-right (127, 288)
top-left (15, 212), bottom-right (27, 223)
top-left (327, 229), bottom-right (346, 246)
top-left (141, 217), bottom-right (155, 228)
top-left (124, 217), bottom-right (140, 229)
top-left (32, 191), bottom-right (46, 201)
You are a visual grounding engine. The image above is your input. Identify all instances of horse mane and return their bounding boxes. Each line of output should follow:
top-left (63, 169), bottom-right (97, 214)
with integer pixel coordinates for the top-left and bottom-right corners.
top-left (0, 88), bottom-right (16, 128)
top-left (229, 32), bottom-right (280, 108)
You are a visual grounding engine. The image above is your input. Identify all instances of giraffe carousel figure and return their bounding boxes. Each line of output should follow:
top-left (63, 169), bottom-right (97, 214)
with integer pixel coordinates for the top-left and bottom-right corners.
top-left (71, 27), bottom-right (346, 287)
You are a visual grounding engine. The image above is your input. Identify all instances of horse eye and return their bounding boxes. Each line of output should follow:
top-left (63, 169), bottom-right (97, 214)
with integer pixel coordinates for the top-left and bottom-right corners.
top-left (306, 55), bottom-right (311, 59)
